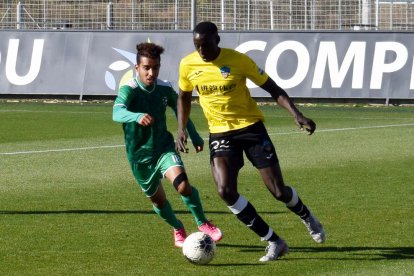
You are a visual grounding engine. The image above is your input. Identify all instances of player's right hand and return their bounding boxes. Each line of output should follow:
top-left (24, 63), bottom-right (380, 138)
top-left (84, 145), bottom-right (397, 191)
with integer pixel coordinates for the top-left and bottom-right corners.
top-left (176, 129), bottom-right (189, 153)
top-left (138, 114), bottom-right (154, 126)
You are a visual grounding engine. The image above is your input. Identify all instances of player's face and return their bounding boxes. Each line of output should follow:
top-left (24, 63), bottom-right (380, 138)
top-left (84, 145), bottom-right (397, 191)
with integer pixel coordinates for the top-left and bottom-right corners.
top-left (135, 56), bottom-right (160, 86)
top-left (193, 32), bottom-right (220, 62)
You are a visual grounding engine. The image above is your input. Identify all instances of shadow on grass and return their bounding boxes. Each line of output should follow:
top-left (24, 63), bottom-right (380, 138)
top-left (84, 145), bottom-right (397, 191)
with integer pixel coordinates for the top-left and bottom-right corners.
top-left (208, 262), bottom-right (265, 267)
top-left (219, 243), bottom-right (414, 261)
top-left (0, 210), bottom-right (160, 215)
top-left (0, 209), bottom-right (283, 215)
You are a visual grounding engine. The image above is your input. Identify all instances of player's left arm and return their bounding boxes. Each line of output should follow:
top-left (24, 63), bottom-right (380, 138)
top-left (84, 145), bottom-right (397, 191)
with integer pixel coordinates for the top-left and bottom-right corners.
top-left (260, 77), bottom-right (316, 135)
top-left (184, 119), bottom-right (204, 153)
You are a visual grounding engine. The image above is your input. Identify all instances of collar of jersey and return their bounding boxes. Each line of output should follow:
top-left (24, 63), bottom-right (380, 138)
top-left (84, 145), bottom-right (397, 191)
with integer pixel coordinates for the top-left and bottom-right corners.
top-left (134, 78), bottom-right (156, 93)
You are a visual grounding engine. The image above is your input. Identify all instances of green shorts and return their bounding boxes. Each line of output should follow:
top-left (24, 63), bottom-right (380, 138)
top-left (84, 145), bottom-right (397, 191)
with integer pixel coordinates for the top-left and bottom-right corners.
top-left (130, 151), bottom-right (184, 197)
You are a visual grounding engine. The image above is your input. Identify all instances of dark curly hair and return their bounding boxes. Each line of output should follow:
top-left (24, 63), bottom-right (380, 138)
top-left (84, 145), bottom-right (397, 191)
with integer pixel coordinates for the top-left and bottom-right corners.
top-left (136, 42), bottom-right (165, 64)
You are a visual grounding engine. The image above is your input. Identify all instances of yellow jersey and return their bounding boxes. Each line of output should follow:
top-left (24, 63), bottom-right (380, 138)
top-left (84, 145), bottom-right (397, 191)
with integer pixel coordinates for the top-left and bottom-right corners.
top-left (179, 48), bottom-right (269, 133)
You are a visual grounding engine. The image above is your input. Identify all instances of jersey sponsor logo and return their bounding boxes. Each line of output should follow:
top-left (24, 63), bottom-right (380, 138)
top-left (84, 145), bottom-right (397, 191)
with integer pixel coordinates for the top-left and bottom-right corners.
top-left (220, 66), bottom-right (231, 79)
top-left (196, 83), bottom-right (237, 95)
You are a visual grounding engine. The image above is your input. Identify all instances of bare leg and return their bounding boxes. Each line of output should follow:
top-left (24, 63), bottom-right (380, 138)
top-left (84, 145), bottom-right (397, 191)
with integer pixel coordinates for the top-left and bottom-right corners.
top-left (149, 184), bottom-right (182, 229)
top-left (165, 165), bottom-right (207, 226)
top-left (258, 163), bottom-right (326, 243)
top-left (211, 156), bottom-right (240, 205)
top-left (212, 156), bottom-right (279, 242)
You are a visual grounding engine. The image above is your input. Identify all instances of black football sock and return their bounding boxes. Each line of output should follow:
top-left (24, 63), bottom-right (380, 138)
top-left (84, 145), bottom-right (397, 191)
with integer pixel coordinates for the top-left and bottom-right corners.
top-left (285, 186), bottom-right (310, 219)
top-left (228, 195), bottom-right (279, 242)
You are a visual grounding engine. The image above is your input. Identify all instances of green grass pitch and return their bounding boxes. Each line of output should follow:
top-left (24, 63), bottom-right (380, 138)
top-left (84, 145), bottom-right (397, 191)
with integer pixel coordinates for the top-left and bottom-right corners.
top-left (0, 100), bottom-right (413, 275)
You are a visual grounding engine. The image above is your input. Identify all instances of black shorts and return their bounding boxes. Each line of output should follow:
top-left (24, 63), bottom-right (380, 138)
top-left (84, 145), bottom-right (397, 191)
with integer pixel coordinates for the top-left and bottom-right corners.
top-left (209, 121), bottom-right (279, 169)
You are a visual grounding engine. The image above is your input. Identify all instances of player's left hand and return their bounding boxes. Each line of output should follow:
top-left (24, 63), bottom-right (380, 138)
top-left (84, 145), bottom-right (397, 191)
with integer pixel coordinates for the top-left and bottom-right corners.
top-left (295, 113), bottom-right (316, 135)
top-left (194, 144), bottom-right (204, 153)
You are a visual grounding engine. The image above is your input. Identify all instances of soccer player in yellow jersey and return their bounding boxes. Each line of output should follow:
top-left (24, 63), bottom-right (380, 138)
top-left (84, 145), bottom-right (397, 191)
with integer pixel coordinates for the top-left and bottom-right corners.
top-left (176, 22), bottom-right (326, 262)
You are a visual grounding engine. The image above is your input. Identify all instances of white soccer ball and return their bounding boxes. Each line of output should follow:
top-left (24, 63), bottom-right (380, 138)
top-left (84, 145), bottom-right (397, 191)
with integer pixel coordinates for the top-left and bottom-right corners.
top-left (182, 231), bottom-right (216, 265)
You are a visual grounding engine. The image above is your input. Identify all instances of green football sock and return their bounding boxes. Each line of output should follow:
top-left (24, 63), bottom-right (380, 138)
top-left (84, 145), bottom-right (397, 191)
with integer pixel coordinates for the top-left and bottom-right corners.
top-left (181, 186), bottom-right (207, 226)
top-left (152, 200), bottom-right (182, 229)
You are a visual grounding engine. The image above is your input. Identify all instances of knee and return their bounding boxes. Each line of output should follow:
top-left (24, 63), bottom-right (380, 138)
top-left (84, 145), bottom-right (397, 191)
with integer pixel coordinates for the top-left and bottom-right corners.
top-left (273, 192), bottom-right (284, 201)
top-left (274, 186), bottom-right (293, 203)
top-left (152, 201), bottom-right (164, 209)
top-left (151, 196), bottom-right (167, 209)
top-left (177, 183), bottom-right (191, 195)
top-left (216, 185), bottom-right (238, 204)
top-left (216, 185), bottom-right (227, 199)
top-left (173, 172), bottom-right (190, 195)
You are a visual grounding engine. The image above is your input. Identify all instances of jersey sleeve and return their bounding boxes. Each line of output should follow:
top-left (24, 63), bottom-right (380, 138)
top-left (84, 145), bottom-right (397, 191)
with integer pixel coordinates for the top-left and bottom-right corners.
top-left (178, 59), bottom-right (194, 92)
top-left (241, 53), bottom-right (269, 87)
top-left (112, 85), bottom-right (144, 123)
top-left (186, 120), bottom-right (204, 147)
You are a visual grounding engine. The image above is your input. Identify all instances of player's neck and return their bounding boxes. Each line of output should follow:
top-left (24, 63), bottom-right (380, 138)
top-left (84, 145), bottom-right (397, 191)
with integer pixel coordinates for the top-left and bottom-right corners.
top-left (213, 48), bottom-right (221, 60)
top-left (135, 78), bottom-right (156, 93)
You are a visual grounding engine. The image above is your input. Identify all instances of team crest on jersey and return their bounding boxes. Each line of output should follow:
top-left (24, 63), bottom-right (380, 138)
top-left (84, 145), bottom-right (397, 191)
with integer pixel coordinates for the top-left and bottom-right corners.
top-left (220, 66), bottom-right (231, 79)
top-left (162, 96), bottom-right (168, 106)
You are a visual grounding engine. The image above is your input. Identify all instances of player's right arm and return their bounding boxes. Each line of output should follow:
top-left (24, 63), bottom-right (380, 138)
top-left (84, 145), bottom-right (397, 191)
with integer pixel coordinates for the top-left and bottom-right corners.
top-left (176, 59), bottom-right (194, 153)
top-left (176, 88), bottom-right (192, 153)
top-left (112, 85), bottom-right (152, 125)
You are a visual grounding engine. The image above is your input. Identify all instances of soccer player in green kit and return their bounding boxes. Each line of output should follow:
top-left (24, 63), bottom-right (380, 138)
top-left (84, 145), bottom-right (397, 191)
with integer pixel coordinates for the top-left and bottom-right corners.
top-left (113, 42), bottom-right (222, 248)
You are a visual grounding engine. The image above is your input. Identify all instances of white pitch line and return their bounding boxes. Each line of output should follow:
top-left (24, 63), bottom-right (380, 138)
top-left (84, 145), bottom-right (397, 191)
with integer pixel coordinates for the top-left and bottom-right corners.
top-left (0, 109), bottom-right (108, 114)
top-left (268, 123), bottom-right (414, 135)
top-left (0, 145), bottom-right (124, 156)
top-left (1, 123), bottom-right (413, 156)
